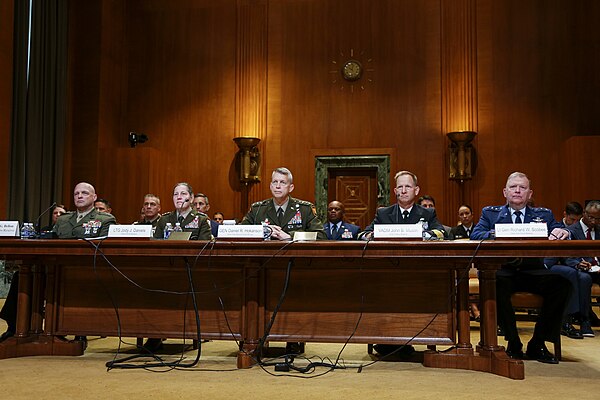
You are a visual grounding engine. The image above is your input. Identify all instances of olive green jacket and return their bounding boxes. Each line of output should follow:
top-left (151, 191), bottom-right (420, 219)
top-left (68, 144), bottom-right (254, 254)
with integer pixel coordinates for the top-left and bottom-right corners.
top-left (241, 197), bottom-right (326, 240)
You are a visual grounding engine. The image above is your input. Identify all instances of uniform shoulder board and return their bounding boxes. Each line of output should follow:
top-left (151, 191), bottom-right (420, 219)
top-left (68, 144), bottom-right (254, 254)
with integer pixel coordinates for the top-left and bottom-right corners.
top-left (483, 205), bottom-right (503, 212)
top-left (532, 206), bottom-right (551, 212)
top-left (193, 210), bottom-right (208, 217)
top-left (161, 211), bottom-right (173, 217)
top-left (251, 199), bottom-right (270, 207)
top-left (294, 198), bottom-right (313, 207)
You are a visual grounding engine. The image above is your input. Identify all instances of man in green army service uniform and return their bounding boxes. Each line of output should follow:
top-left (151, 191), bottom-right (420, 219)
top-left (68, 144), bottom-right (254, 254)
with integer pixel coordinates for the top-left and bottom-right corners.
top-left (53, 182), bottom-right (116, 238)
top-left (1, 182), bottom-right (116, 344)
top-left (241, 167), bottom-right (326, 240)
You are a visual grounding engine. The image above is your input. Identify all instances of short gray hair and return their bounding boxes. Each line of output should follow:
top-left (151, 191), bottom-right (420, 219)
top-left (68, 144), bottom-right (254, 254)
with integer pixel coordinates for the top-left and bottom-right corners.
top-left (586, 200), bottom-right (600, 213)
top-left (505, 172), bottom-right (530, 188)
top-left (272, 167), bottom-right (293, 184)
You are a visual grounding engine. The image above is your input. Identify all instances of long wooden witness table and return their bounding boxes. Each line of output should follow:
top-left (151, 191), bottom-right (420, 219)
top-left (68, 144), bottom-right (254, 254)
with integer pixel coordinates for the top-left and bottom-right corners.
top-left (1, 239), bottom-right (599, 379)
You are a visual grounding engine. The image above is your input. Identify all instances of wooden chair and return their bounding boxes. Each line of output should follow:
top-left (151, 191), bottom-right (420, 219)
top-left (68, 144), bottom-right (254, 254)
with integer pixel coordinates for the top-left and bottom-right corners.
top-left (510, 291), bottom-right (561, 360)
top-left (592, 283), bottom-right (600, 309)
top-left (469, 275), bottom-right (562, 360)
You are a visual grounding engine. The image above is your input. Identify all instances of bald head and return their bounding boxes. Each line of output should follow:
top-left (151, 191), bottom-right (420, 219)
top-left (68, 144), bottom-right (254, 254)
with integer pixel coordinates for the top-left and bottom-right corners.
top-left (73, 182), bottom-right (97, 212)
top-left (327, 201), bottom-right (345, 224)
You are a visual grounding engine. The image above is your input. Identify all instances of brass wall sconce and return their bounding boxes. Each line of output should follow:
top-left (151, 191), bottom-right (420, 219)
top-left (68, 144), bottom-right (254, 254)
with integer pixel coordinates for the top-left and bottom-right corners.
top-left (447, 131), bottom-right (477, 182)
top-left (233, 137), bottom-right (261, 184)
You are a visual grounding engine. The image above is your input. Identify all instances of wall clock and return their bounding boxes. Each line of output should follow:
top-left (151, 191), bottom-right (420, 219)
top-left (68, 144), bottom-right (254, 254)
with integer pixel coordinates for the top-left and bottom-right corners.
top-left (330, 49), bottom-right (373, 92)
top-left (341, 60), bottom-right (362, 81)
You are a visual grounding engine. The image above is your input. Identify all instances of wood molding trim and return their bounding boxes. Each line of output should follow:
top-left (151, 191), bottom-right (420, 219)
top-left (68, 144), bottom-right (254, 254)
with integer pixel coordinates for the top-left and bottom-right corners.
top-left (235, 0), bottom-right (269, 210)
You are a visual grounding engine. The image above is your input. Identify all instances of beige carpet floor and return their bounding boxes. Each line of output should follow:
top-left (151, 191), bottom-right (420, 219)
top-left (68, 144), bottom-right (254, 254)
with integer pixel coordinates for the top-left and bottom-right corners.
top-left (1, 302), bottom-right (599, 399)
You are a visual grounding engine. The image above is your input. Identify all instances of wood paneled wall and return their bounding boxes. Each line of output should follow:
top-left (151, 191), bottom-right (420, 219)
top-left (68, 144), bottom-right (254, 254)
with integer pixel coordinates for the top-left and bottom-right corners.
top-left (62, 0), bottom-right (600, 226)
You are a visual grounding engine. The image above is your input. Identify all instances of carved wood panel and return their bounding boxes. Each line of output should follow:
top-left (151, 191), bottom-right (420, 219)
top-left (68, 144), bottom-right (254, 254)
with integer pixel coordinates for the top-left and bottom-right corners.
top-left (328, 168), bottom-right (377, 229)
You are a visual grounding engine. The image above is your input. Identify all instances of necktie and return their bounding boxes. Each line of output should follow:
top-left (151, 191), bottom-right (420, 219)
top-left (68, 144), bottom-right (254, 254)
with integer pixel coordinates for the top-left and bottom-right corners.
top-left (514, 210), bottom-right (523, 224)
top-left (331, 224), bottom-right (338, 237)
top-left (77, 214), bottom-right (84, 223)
top-left (277, 208), bottom-right (284, 224)
top-left (178, 215), bottom-right (184, 225)
top-left (465, 227), bottom-right (470, 237)
top-left (402, 210), bottom-right (409, 221)
top-left (584, 228), bottom-right (598, 265)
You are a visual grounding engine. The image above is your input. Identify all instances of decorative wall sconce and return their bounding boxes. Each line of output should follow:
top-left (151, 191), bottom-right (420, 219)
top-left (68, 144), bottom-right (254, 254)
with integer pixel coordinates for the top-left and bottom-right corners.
top-left (233, 137), bottom-right (261, 184)
top-left (447, 131), bottom-right (477, 182)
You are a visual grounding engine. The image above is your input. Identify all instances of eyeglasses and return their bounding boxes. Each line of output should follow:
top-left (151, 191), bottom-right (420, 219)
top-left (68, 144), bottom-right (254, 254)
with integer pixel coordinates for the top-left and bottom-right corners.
top-left (585, 212), bottom-right (600, 222)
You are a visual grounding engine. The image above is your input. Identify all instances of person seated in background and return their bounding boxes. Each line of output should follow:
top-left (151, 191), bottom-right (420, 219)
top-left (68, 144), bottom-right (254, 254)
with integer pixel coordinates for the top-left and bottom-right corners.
top-left (154, 183), bottom-right (212, 241)
top-left (547, 200), bottom-right (600, 338)
top-left (94, 198), bottom-right (113, 215)
top-left (1, 182), bottom-right (116, 343)
top-left (448, 204), bottom-right (479, 320)
top-left (213, 212), bottom-right (224, 224)
top-left (563, 201), bottom-right (583, 227)
top-left (193, 192), bottom-right (219, 237)
top-left (449, 204), bottom-right (474, 240)
top-left (471, 172), bottom-right (570, 364)
top-left (133, 194), bottom-right (162, 235)
top-left (41, 204), bottom-right (67, 232)
top-left (417, 195), bottom-right (451, 237)
top-left (324, 201), bottom-right (360, 240)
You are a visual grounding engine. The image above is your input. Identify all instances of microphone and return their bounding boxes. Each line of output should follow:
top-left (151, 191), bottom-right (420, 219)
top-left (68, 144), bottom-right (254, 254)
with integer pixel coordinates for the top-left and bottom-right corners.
top-left (176, 197), bottom-right (191, 212)
top-left (36, 202), bottom-right (57, 235)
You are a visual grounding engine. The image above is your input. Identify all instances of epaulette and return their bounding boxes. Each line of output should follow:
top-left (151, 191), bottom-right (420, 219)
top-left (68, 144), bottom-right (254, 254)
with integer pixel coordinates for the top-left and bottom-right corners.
top-left (531, 206), bottom-right (551, 212)
top-left (483, 206), bottom-right (503, 212)
top-left (161, 211), bottom-right (173, 217)
top-left (251, 199), bottom-right (270, 207)
top-left (294, 198), bottom-right (314, 207)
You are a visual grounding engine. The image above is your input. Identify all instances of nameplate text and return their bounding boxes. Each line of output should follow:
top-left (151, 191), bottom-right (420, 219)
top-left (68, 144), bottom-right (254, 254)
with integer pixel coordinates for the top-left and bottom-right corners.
top-left (494, 223), bottom-right (548, 238)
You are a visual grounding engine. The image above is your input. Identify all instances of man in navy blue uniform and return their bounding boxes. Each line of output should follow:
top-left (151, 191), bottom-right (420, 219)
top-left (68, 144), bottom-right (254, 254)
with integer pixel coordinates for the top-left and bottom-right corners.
top-left (360, 170), bottom-right (446, 240)
top-left (471, 172), bottom-right (571, 364)
top-left (324, 201), bottom-right (360, 240)
top-left (359, 170), bottom-right (445, 357)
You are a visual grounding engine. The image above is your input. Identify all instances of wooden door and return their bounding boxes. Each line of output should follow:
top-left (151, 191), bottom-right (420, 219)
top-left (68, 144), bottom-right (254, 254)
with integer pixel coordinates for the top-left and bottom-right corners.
top-left (327, 168), bottom-right (378, 230)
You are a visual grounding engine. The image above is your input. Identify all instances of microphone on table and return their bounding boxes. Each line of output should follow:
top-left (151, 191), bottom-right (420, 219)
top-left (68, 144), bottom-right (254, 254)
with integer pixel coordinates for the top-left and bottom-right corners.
top-left (35, 201), bottom-right (57, 236)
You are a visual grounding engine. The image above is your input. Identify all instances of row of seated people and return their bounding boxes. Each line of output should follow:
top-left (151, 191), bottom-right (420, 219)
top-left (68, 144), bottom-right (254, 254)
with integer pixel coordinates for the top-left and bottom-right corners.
top-left (2, 169), bottom-right (599, 365)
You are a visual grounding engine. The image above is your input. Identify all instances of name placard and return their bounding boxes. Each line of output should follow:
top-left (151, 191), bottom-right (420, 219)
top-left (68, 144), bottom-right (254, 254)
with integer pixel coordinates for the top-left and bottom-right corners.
top-left (218, 225), bottom-right (263, 239)
top-left (293, 232), bottom-right (318, 241)
top-left (0, 221), bottom-right (20, 237)
top-left (374, 224), bottom-right (422, 239)
top-left (108, 224), bottom-right (152, 238)
top-left (494, 223), bottom-right (548, 238)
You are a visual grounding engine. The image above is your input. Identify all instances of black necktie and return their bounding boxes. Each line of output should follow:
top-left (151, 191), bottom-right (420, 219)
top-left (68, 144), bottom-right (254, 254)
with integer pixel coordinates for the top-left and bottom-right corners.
top-left (514, 210), bottom-right (523, 224)
top-left (402, 210), bottom-right (409, 221)
top-left (277, 208), bottom-right (284, 224)
top-left (331, 224), bottom-right (338, 237)
top-left (465, 227), bottom-right (470, 237)
top-left (178, 215), bottom-right (184, 225)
